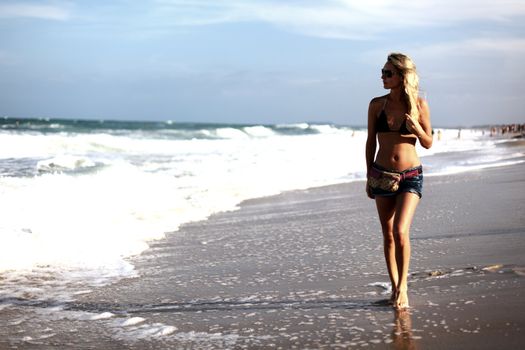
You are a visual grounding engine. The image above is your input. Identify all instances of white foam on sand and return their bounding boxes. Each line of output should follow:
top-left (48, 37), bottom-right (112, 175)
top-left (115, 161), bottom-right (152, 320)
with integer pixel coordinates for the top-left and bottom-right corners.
top-left (89, 312), bottom-right (115, 320)
top-left (105, 315), bottom-right (277, 345)
top-left (112, 321), bottom-right (178, 340)
top-left (23, 307), bottom-right (180, 343)
top-left (368, 282), bottom-right (392, 295)
top-left (120, 317), bottom-right (146, 327)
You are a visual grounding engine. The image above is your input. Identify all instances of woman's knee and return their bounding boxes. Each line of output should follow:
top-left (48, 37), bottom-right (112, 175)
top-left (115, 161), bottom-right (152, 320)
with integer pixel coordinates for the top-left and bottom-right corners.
top-left (393, 227), bottom-right (410, 245)
top-left (382, 229), bottom-right (395, 245)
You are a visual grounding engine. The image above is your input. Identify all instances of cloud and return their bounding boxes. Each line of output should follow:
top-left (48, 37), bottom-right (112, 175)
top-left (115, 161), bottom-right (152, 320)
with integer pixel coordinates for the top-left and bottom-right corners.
top-left (151, 0), bottom-right (525, 39)
top-left (463, 38), bottom-right (525, 54)
top-left (0, 2), bottom-right (70, 21)
top-left (410, 37), bottom-right (525, 60)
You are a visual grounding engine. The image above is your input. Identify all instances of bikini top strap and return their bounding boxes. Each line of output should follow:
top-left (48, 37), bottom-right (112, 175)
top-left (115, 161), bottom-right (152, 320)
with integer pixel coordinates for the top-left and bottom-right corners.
top-left (382, 97), bottom-right (388, 111)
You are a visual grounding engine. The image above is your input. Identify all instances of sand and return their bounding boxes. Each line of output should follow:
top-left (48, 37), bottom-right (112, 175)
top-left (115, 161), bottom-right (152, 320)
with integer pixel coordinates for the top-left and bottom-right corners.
top-left (1, 161), bottom-right (525, 349)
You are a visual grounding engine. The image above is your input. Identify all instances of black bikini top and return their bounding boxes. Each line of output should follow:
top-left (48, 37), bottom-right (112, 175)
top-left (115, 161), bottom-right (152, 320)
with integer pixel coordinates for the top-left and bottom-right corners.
top-left (376, 98), bottom-right (411, 135)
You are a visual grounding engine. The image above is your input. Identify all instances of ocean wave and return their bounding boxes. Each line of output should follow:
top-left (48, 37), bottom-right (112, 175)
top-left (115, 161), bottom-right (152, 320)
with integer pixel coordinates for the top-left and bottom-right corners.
top-left (243, 125), bottom-right (276, 138)
top-left (0, 117), bottom-right (356, 140)
top-left (276, 122), bottom-right (310, 130)
top-left (309, 124), bottom-right (341, 134)
top-left (214, 127), bottom-right (250, 139)
top-left (36, 155), bottom-right (97, 173)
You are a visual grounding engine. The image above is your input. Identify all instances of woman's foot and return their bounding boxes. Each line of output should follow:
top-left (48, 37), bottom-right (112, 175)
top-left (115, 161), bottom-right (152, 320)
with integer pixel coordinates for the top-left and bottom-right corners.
top-left (395, 290), bottom-right (409, 310)
top-left (389, 289), bottom-right (398, 305)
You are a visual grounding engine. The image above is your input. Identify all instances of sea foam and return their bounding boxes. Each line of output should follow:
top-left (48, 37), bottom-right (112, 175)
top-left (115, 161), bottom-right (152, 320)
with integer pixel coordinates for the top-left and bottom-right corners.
top-left (0, 120), bottom-right (521, 304)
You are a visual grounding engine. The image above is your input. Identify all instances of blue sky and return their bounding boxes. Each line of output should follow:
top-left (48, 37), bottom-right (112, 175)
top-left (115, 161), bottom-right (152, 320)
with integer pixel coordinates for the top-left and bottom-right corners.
top-left (1, 0), bottom-right (524, 127)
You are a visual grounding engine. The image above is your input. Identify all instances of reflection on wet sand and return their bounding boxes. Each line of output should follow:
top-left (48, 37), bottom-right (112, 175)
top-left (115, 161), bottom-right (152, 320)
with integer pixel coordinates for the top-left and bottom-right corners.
top-left (390, 310), bottom-right (420, 350)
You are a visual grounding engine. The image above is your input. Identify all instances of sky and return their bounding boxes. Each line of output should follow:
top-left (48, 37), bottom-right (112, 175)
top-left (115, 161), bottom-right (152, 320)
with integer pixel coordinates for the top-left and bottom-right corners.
top-left (0, 0), bottom-right (524, 127)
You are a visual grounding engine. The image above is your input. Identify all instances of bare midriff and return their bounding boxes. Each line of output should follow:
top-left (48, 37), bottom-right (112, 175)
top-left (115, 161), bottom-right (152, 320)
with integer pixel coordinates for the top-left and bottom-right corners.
top-left (375, 132), bottom-right (420, 171)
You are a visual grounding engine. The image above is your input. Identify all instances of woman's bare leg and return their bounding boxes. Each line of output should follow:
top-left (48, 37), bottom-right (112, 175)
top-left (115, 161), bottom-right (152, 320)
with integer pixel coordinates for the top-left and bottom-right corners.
top-left (375, 196), bottom-right (398, 302)
top-left (393, 192), bottom-right (420, 309)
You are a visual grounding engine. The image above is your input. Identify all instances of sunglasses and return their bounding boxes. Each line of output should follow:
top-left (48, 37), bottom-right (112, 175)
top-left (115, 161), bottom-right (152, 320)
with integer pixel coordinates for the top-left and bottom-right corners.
top-left (381, 69), bottom-right (396, 78)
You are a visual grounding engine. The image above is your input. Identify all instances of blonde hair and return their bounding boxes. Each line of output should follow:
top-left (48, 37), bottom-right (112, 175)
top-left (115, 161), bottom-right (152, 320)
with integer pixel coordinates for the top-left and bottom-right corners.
top-left (387, 52), bottom-right (419, 120)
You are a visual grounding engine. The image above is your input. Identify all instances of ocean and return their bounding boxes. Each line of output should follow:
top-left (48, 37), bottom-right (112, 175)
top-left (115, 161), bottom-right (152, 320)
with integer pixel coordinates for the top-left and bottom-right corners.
top-left (0, 117), bottom-right (523, 305)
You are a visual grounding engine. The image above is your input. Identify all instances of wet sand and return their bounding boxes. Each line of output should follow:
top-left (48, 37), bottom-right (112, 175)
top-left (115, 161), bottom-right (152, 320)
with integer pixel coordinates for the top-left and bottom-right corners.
top-left (2, 161), bottom-right (525, 349)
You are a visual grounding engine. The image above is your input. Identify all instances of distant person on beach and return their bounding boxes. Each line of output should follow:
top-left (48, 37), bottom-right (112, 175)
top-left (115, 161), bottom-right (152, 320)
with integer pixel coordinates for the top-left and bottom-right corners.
top-left (365, 53), bottom-right (433, 309)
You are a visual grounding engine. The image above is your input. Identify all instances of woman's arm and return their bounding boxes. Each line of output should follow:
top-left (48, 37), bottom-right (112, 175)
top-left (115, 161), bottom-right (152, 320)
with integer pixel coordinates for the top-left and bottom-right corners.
top-left (406, 98), bottom-right (433, 149)
top-left (366, 99), bottom-right (379, 171)
top-left (365, 99), bottom-right (379, 198)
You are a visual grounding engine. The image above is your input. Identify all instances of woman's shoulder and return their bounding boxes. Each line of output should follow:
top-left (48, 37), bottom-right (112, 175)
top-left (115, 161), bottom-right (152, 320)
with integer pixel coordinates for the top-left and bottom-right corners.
top-left (369, 94), bottom-right (388, 108)
top-left (369, 95), bottom-right (388, 115)
top-left (417, 96), bottom-right (429, 111)
top-left (370, 94), bottom-right (388, 104)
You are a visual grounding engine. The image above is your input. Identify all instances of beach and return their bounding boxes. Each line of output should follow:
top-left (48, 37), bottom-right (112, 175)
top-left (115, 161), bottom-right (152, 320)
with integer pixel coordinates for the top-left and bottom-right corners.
top-left (2, 148), bottom-right (524, 349)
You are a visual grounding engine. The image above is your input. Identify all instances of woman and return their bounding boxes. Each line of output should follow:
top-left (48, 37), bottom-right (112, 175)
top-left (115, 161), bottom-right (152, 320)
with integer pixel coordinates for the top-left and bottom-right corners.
top-left (365, 53), bottom-right (433, 310)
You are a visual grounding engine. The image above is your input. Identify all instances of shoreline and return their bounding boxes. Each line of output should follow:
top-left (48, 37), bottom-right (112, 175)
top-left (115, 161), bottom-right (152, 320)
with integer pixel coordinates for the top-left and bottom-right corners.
top-left (2, 160), bottom-right (525, 348)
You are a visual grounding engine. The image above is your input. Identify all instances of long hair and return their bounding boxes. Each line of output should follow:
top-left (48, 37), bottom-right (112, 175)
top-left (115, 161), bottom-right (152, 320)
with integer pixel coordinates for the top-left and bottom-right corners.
top-left (387, 53), bottom-right (420, 120)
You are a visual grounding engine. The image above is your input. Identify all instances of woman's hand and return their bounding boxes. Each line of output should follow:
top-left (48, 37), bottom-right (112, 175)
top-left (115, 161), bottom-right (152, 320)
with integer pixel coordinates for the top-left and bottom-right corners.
top-left (405, 113), bottom-right (423, 137)
top-left (366, 181), bottom-right (375, 199)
